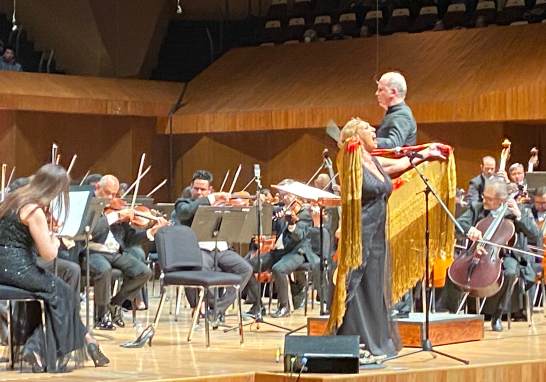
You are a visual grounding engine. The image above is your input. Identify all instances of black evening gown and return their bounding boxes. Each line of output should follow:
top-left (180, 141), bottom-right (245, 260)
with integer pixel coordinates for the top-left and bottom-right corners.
top-left (337, 157), bottom-right (397, 357)
top-left (0, 211), bottom-right (86, 371)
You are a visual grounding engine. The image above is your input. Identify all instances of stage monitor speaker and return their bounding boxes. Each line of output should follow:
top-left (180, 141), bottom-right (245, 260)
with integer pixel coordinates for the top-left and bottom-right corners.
top-left (283, 335), bottom-right (359, 374)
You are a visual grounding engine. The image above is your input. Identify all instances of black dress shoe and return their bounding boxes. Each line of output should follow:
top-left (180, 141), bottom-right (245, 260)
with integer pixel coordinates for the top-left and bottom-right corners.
top-left (244, 305), bottom-right (266, 317)
top-left (110, 306), bottom-right (125, 328)
top-left (94, 315), bottom-right (115, 331)
top-left (271, 306), bottom-right (290, 318)
top-left (491, 317), bottom-right (503, 332)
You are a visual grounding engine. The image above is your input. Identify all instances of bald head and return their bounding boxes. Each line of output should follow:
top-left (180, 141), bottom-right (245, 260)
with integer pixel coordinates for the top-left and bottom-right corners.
top-left (95, 174), bottom-right (120, 200)
top-left (376, 72), bottom-right (407, 110)
top-left (314, 174), bottom-right (331, 190)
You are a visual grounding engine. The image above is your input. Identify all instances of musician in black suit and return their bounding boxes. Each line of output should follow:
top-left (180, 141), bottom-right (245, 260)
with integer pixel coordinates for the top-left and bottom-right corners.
top-left (245, 179), bottom-right (319, 318)
top-left (467, 156), bottom-right (496, 202)
top-left (173, 170), bottom-right (253, 325)
top-left (456, 179), bottom-right (540, 331)
top-left (86, 175), bottom-right (167, 329)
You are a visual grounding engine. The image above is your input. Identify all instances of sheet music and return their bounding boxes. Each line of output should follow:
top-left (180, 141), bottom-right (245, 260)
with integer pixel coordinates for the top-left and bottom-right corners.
top-left (52, 191), bottom-right (91, 238)
top-left (273, 181), bottom-right (340, 202)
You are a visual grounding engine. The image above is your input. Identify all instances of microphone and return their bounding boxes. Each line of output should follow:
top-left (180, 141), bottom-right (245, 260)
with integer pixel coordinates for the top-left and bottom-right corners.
top-left (254, 164), bottom-right (261, 180)
top-left (394, 147), bottom-right (424, 160)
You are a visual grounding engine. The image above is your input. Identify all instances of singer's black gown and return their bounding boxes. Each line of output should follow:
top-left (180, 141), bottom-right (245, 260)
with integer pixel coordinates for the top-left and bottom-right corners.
top-left (337, 157), bottom-right (398, 357)
top-left (0, 210), bottom-right (86, 371)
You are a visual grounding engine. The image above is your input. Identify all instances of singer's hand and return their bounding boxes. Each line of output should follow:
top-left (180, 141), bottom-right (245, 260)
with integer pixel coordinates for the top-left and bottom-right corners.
top-left (423, 144), bottom-right (446, 160)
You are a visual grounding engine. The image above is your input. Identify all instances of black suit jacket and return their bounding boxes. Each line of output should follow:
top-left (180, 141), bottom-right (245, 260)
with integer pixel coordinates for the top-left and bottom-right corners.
top-left (467, 174), bottom-right (487, 202)
top-left (174, 196), bottom-right (211, 227)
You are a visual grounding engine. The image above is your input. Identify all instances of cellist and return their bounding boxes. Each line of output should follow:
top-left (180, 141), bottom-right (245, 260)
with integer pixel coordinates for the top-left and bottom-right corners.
top-left (456, 179), bottom-right (540, 331)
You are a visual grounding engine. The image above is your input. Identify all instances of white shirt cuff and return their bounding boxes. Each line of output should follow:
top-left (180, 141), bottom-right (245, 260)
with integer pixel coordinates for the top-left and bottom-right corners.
top-left (207, 194), bottom-right (215, 205)
top-left (287, 224), bottom-right (296, 233)
top-left (146, 229), bottom-right (155, 241)
top-left (106, 211), bottom-right (120, 225)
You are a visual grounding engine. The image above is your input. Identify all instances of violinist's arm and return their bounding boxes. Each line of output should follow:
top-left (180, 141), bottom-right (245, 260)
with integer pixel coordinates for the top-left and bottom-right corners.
top-left (288, 210), bottom-right (312, 242)
top-left (456, 202), bottom-right (481, 239)
top-left (20, 204), bottom-right (59, 261)
top-left (513, 205), bottom-right (540, 242)
top-left (175, 197), bottom-right (210, 222)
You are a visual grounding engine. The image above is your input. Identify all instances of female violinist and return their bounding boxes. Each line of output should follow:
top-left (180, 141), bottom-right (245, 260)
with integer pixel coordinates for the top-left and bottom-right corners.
top-left (0, 164), bottom-right (109, 372)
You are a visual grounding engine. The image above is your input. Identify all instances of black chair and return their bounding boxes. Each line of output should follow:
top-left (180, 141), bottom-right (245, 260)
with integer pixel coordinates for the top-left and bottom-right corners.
top-left (151, 225), bottom-right (244, 348)
top-left (0, 285), bottom-right (47, 371)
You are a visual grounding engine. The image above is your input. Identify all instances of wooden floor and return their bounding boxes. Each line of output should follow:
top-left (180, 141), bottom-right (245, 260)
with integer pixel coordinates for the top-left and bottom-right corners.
top-left (3, 286), bottom-right (546, 382)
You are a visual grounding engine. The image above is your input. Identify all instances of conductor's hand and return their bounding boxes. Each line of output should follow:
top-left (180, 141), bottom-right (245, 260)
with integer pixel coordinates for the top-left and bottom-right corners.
top-left (467, 227), bottom-right (483, 242)
top-left (212, 192), bottom-right (231, 204)
top-left (507, 199), bottom-right (522, 220)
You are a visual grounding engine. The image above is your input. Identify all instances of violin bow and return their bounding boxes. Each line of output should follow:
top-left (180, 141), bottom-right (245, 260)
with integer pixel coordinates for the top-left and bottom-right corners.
top-left (79, 170), bottom-right (90, 186)
top-left (121, 165), bottom-right (151, 198)
top-left (0, 164), bottom-right (6, 202)
top-left (322, 173), bottom-right (339, 191)
top-left (6, 166), bottom-right (15, 189)
top-left (241, 177), bottom-right (254, 192)
top-left (67, 154), bottom-right (77, 176)
top-left (219, 170), bottom-right (230, 192)
top-left (131, 153), bottom-right (147, 210)
top-left (228, 165), bottom-right (242, 195)
top-left (146, 179), bottom-right (168, 198)
top-left (51, 143), bottom-right (58, 164)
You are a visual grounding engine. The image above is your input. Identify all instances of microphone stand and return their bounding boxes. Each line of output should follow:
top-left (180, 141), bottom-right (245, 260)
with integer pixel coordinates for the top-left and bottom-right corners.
top-left (225, 165), bottom-right (292, 333)
top-left (386, 156), bottom-right (468, 365)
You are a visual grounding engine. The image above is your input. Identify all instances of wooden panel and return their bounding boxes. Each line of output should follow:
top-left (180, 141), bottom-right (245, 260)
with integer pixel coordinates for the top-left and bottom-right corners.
top-left (398, 318), bottom-right (484, 347)
top-left (0, 71), bottom-right (182, 117)
top-left (167, 24), bottom-right (546, 134)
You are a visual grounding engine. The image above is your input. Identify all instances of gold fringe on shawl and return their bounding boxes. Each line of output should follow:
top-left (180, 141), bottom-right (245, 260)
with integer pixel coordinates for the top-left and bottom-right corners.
top-left (388, 153), bottom-right (457, 303)
top-left (324, 137), bottom-right (363, 334)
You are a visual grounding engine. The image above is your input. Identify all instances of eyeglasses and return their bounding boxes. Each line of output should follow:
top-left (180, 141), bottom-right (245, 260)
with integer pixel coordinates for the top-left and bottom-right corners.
top-left (482, 196), bottom-right (500, 202)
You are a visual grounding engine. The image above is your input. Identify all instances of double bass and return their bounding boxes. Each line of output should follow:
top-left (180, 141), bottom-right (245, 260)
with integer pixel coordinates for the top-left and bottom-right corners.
top-left (448, 194), bottom-right (517, 298)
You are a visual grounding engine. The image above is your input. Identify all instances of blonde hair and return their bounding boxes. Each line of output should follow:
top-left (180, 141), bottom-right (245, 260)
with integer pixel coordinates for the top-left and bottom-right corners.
top-left (325, 118), bottom-right (365, 334)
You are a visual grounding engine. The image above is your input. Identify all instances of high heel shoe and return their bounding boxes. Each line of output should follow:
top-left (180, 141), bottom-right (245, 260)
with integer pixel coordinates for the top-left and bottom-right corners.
top-left (57, 354), bottom-right (72, 373)
top-left (20, 352), bottom-right (45, 373)
top-left (87, 343), bottom-right (110, 367)
top-left (120, 325), bottom-right (154, 348)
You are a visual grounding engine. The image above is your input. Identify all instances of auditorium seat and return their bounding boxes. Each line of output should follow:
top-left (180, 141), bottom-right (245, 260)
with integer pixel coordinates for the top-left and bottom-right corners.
top-left (382, 8), bottom-right (410, 34)
top-left (265, 0), bottom-right (289, 21)
top-left (495, 0), bottom-right (526, 25)
top-left (339, 12), bottom-right (359, 36)
top-left (443, 3), bottom-right (466, 29)
top-left (471, 1), bottom-right (497, 26)
top-left (288, 0), bottom-right (313, 19)
top-left (336, 0), bottom-right (361, 13)
top-left (260, 20), bottom-right (284, 44)
top-left (362, 10), bottom-right (384, 34)
top-left (284, 17), bottom-right (307, 42)
top-left (409, 5), bottom-right (439, 32)
top-left (314, 15), bottom-right (333, 38)
top-left (313, 0), bottom-right (338, 16)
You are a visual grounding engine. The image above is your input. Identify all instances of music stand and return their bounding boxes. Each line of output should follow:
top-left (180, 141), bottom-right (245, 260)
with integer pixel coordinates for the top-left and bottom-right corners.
top-left (55, 191), bottom-right (109, 335)
top-left (192, 205), bottom-right (270, 328)
top-left (273, 182), bottom-right (341, 316)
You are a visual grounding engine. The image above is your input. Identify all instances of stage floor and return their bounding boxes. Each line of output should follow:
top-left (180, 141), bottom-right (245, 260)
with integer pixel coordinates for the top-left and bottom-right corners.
top-left (3, 287), bottom-right (546, 382)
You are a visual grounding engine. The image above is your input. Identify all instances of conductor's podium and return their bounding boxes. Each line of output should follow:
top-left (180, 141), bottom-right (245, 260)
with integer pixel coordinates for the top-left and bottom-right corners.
top-left (307, 313), bottom-right (484, 347)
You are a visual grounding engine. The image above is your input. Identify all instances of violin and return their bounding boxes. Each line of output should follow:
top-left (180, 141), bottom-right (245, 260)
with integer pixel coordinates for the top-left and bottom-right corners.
top-left (105, 198), bottom-right (165, 228)
top-left (249, 235), bottom-right (277, 282)
top-left (448, 194), bottom-right (517, 298)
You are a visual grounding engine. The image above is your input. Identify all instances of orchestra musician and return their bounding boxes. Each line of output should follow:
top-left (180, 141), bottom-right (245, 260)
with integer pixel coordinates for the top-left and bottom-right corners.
top-left (245, 179), bottom-right (319, 318)
top-left (325, 118), bottom-right (445, 361)
top-left (467, 156), bottom-right (497, 202)
top-left (173, 170), bottom-right (253, 325)
top-left (457, 180), bottom-right (540, 331)
top-left (0, 164), bottom-right (109, 372)
top-left (86, 175), bottom-right (167, 330)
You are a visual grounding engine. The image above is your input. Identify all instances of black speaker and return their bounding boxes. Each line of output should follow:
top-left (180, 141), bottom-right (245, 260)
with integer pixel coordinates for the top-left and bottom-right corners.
top-left (283, 335), bottom-right (360, 374)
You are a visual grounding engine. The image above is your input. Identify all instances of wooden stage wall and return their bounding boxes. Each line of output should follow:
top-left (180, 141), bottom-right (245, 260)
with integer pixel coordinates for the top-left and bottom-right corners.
top-left (1, 109), bottom-right (545, 200)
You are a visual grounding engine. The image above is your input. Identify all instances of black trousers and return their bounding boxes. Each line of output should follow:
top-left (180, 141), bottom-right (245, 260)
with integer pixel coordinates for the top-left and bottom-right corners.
top-left (85, 249), bottom-right (152, 319)
top-left (247, 251), bottom-right (306, 308)
top-left (186, 249), bottom-right (253, 314)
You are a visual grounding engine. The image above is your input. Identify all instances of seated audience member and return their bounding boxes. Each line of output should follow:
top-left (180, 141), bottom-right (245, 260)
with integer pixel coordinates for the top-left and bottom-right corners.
top-left (327, 24), bottom-right (349, 40)
top-left (0, 45), bottom-right (22, 72)
top-left (303, 29), bottom-right (318, 43)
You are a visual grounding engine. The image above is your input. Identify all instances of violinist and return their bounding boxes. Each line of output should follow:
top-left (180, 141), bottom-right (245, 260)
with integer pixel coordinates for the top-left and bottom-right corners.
top-left (507, 163), bottom-right (528, 200)
top-left (457, 180), bottom-right (540, 331)
top-left (245, 179), bottom-right (319, 318)
top-left (87, 175), bottom-right (167, 330)
top-left (173, 170), bottom-right (253, 326)
top-left (529, 187), bottom-right (546, 278)
top-left (467, 156), bottom-right (496, 202)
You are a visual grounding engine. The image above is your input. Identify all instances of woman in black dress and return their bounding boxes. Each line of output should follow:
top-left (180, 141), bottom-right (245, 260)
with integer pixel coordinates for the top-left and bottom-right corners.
top-left (0, 164), bottom-right (109, 372)
top-left (326, 118), bottom-right (445, 359)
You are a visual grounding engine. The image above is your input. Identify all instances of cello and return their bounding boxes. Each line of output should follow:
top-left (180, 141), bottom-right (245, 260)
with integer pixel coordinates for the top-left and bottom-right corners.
top-left (448, 193), bottom-right (517, 298)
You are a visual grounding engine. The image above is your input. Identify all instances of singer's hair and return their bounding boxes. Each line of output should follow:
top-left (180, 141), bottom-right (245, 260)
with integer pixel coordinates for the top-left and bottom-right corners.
top-left (192, 170), bottom-right (213, 183)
